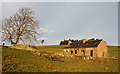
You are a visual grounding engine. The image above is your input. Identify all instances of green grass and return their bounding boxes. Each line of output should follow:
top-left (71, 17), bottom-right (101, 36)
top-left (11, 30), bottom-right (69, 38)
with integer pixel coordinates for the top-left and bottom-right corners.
top-left (35, 45), bottom-right (66, 54)
top-left (2, 48), bottom-right (54, 72)
top-left (107, 46), bottom-right (119, 57)
top-left (2, 45), bottom-right (119, 72)
top-left (108, 50), bottom-right (119, 57)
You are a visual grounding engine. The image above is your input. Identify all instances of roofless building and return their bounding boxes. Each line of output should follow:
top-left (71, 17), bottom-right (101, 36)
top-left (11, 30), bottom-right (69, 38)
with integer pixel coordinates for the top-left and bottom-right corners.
top-left (64, 39), bottom-right (108, 58)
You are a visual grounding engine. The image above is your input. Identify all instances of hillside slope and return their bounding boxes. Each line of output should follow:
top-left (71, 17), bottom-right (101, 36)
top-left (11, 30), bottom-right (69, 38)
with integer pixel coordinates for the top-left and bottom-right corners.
top-left (2, 46), bottom-right (118, 72)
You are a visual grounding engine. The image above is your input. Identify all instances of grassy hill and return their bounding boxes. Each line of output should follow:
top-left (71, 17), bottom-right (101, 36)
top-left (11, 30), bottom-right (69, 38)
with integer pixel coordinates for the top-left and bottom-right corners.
top-left (2, 45), bottom-right (119, 72)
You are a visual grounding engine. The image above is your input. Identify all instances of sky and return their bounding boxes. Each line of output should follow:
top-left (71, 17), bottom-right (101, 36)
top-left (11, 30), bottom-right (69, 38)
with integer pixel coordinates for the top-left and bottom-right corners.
top-left (0, 1), bottom-right (119, 46)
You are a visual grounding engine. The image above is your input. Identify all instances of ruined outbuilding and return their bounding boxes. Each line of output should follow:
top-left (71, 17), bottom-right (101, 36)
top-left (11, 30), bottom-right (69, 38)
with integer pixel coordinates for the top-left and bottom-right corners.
top-left (64, 39), bottom-right (108, 58)
top-left (10, 44), bottom-right (36, 51)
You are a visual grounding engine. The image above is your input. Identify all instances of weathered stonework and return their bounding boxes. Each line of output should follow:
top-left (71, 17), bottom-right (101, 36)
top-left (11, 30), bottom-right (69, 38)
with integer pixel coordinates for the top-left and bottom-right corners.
top-left (64, 39), bottom-right (108, 58)
top-left (10, 44), bottom-right (36, 51)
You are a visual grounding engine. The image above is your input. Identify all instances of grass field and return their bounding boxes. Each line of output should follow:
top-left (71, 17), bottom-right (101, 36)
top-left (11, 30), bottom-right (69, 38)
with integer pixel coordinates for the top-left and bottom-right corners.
top-left (1, 45), bottom-right (119, 72)
top-left (107, 46), bottom-right (119, 57)
top-left (35, 45), bottom-right (66, 54)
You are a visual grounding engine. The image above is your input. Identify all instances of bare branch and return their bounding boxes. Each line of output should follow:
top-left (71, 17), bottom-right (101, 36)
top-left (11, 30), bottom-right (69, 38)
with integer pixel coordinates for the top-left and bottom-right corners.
top-left (2, 7), bottom-right (40, 45)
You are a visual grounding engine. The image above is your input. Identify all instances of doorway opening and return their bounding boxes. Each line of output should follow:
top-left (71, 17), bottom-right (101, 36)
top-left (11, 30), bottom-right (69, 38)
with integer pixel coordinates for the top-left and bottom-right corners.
top-left (90, 50), bottom-right (93, 57)
top-left (102, 52), bottom-right (104, 57)
top-left (82, 50), bottom-right (85, 56)
top-left (75, 50), bottom-right (77, 54)
top-left (71, 50), bottom-right (73, 54)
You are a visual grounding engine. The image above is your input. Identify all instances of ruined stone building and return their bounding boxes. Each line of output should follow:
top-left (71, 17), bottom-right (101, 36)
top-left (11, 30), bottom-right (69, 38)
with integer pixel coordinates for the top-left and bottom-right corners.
top-left (64, 39), bottom-right (108, 58)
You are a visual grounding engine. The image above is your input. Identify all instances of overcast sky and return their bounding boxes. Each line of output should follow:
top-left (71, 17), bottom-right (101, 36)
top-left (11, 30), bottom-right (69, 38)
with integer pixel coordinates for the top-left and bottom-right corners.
top-left (0, 2), bottom-right (118, 46)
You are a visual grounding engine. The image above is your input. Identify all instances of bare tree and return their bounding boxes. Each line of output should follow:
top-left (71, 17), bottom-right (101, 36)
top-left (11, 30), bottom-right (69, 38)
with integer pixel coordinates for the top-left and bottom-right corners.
top-left (2, 8), bottom-right (40, 45)
top-left (41, 40), bottom-right (44, 45)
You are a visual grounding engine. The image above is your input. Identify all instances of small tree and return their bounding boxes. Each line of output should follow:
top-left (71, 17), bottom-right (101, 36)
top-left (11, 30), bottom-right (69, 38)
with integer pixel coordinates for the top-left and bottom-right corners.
top-left (41, 40), bottom-right (44, 45)
top-left (2, 43), bottom-right (5, 46)
top-left (88, 38), bottom-right (95, 41)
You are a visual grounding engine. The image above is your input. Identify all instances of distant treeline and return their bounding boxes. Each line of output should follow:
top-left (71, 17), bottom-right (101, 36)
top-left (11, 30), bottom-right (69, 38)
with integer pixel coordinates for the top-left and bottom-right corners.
top-left (60, 38), bottom-right (102, 45)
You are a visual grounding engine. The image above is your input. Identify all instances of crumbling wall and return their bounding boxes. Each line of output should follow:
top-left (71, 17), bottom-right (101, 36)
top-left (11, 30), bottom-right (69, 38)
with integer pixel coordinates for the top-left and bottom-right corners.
top-left (10, 44), bottom-right (36, 51)
top-left (96, 40), bottom-right (108, 58)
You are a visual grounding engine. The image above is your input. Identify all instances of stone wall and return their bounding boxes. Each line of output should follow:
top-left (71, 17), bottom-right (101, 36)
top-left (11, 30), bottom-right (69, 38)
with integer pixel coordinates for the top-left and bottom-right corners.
top-left (10, 44), bottom-right (36, 51)
top-left (96, 40), bottom-right (108, 58)
top-left (85, 48), bottom-right (96, 57)
top-left (64, 46), bottom-right (107, 58)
